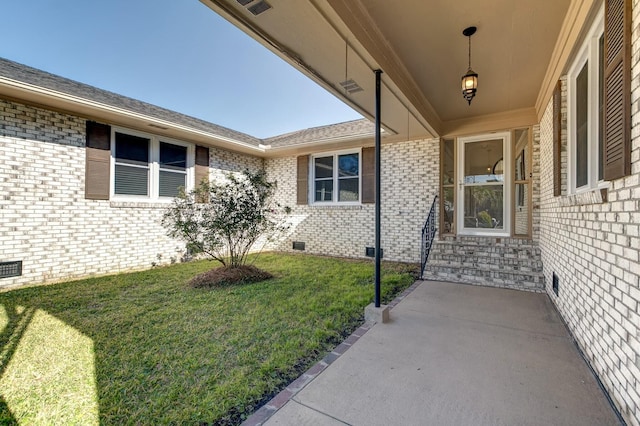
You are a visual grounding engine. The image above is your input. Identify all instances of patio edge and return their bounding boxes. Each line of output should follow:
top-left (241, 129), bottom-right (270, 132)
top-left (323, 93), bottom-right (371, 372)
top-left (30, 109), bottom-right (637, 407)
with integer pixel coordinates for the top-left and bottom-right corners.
top-left (241, 280), bottom-right (423, 426)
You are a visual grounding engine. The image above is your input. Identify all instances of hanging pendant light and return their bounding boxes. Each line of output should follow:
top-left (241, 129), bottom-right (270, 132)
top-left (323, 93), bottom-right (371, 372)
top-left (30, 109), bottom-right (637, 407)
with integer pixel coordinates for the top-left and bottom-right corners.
top-left (461, 26), bottom-right (478, 105)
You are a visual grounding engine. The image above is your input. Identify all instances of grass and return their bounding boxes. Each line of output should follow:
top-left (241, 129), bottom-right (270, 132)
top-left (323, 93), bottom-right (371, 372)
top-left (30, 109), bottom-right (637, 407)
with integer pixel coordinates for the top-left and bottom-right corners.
top-left (0, 253), bottom-right (417, 425)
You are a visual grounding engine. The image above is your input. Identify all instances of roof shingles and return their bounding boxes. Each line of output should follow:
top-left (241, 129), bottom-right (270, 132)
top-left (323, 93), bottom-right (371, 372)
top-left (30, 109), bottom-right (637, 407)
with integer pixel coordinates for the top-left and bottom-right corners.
top-left (0, 57), bottom-right (371, 150)
top-left (263, 119), bottom-right (374, 148)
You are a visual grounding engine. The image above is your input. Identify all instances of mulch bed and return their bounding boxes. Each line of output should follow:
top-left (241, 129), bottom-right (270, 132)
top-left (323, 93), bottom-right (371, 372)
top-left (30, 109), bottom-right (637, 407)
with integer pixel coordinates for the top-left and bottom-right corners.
top-left (188, 265), bottom-right (273, 288)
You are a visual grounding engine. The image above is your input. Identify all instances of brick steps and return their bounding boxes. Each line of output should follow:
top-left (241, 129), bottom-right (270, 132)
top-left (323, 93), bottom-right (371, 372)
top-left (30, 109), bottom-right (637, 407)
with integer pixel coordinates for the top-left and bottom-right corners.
top-left (422, 236), bottom-right (545, 292)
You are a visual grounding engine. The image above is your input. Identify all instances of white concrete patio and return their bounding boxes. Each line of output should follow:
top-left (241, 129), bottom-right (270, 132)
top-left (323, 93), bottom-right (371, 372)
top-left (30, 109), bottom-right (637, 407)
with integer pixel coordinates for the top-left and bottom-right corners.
top-left (257, 281), bottom-right (621, 425)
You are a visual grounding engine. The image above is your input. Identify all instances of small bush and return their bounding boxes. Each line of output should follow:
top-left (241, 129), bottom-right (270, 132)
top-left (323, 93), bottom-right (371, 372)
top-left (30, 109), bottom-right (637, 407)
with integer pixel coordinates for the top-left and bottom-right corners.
top-left (188, 265), bottom-right (273, 288)
top-left (162, 170), bottom-right (289, 268)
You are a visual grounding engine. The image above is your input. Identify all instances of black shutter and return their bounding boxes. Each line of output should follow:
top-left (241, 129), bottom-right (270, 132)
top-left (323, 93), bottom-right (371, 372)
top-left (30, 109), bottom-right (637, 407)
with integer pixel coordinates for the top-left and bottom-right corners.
top-left (603, 0), bottom-right (631, 180)
top-left (195, 145), bottom-right (209, 186)
top-left (297, 155), bottom-right (309, 205)
top-left (85, 121), bottom-right (111, 200)
top-left (361, 147), bottom-right (375, 203)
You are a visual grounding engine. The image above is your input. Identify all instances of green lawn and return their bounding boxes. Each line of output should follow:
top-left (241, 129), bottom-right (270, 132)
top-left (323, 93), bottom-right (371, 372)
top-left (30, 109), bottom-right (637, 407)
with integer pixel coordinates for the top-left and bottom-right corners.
top-left (0, 253), bottom-right (417, 425)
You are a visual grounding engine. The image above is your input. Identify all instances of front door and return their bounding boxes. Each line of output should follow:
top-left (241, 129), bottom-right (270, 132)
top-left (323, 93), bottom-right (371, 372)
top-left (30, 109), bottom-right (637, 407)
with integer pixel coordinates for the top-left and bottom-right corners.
top-left (457, 132), bottom-right (511, 236)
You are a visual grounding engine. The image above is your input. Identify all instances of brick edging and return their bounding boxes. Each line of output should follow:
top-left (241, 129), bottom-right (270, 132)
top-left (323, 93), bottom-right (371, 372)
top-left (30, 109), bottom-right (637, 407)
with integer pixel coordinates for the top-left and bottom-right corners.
top-left (242, 280), bottom-right (423, 426)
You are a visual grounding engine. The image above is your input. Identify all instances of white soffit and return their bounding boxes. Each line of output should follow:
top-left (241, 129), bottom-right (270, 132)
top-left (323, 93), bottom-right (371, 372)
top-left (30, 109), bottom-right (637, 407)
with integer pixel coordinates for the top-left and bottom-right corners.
top-left (202, 0), bottom-right (572, 137)
top-left (201, 0), bottom-right (436, 139)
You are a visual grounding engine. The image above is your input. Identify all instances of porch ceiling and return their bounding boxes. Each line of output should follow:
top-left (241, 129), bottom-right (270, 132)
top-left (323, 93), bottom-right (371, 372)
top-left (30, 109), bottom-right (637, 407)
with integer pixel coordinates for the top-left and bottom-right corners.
top-left (202, 0), bottom-right (575, 139)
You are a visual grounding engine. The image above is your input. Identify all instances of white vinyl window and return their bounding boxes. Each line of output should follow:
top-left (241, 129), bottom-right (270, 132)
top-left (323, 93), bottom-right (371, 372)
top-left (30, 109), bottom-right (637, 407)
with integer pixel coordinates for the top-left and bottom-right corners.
top-left (312, 150), bottom-right (361, 204)
top-left (567, 8), bottom-right (604, 193)
top-left (158, 142), bottom-right (189, 197)
top-left (111, 128), bottom-right (194, 201)
top-left (114, 132), bottom-right (150, 196)
top-left (457, 132), bottom-right (511, 237)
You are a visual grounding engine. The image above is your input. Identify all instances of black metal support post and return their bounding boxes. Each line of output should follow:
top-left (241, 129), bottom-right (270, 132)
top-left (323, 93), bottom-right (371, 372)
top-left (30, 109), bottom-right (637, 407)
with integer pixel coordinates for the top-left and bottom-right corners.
top-left (374, 69), bottom-right (382, 308)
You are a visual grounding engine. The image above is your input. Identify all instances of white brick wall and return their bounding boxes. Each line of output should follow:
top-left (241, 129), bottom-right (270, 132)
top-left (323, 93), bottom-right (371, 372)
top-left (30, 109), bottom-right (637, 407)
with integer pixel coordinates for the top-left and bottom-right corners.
top-left (209, 146), bottom-right (263, 181)
top-left (0, 99), bottom-right (262, 288)
top-left (265, 138), bottom-right (440, 262)
top-left (538, 1), bottom-right (640, 421)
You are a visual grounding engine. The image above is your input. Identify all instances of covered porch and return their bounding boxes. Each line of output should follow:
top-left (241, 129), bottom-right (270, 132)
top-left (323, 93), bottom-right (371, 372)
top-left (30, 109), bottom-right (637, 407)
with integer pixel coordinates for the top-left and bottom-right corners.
top-left (201, 0), bottom-right (580, 272)
top-left (246, 280), bottom-right (621, 425)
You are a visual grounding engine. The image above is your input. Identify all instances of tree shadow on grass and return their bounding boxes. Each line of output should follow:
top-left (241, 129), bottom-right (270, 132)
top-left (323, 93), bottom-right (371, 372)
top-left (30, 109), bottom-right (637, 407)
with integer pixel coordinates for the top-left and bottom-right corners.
top-left (0, 258), bottom-right (418, 424)
top-left (0, 303), bottom-right (35, 424)
top-left (0, 271), bottom-right (247, 424)
top-left (0, 396), bottom-right (18, 425)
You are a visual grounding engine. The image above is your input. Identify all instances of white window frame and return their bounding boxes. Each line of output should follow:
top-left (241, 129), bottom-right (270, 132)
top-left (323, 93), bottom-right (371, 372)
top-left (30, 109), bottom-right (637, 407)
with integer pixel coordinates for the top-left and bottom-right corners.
top-left (456, 132), bottom-right (511, 237)
top-left (110, 127), bottom-right (195, 202)
top-left (567, 7), bottom-right (606, 194)
top-left (310, 148), bottom-right (362, 205)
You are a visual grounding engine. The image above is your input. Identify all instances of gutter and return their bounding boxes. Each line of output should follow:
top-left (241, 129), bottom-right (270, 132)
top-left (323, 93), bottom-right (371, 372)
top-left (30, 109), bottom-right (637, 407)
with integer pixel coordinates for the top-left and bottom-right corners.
top-left (0, 77), bottom-right (393, 158)
top-left (0, 76), bottom-right (266, 155)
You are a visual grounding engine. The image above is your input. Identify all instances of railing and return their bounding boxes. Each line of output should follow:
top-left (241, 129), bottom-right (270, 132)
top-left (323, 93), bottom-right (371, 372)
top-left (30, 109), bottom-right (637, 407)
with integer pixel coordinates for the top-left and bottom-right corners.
top-left (420, 195), bottom-right (438, 279)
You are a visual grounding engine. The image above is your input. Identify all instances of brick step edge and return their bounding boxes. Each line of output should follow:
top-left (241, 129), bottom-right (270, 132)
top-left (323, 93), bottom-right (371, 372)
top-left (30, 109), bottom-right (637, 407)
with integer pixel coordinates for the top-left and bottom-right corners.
top-left (426, 262), bottom-right (543, 273)
top-left (425, 263), bottom-right (545, 277)
top-left (429, 257), bottom-right (542, 264)
top-left (421, 272), bottom-right (545, 292)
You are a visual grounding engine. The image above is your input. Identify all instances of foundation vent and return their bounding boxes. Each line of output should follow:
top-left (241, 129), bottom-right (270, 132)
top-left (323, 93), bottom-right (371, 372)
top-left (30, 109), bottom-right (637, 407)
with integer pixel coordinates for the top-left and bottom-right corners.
top-left (552, 272), bottom-right (559, 296)
top-left (365, 247), bottom-right (383, 258)
top-left (292, 241), bottom-right (305, 251)
top-left (0, 261), bottom-right (22, 279)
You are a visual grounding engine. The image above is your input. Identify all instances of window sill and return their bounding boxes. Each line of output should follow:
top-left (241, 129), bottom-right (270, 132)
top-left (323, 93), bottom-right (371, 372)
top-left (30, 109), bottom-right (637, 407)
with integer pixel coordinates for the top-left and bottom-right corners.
top-left (309, 204), bottom-right (365, 210)
top-left (458, 230), bottom-right (510, 238)
top-left (110, 200), bottom-right (172, 209)
top-left (558, 187), bottom-right (608, 207)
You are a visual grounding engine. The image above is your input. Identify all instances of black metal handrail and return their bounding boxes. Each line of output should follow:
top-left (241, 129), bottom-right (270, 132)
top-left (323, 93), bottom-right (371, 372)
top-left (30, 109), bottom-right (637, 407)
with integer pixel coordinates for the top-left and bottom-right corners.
top-left (420, 195), bottom-right (438, 279)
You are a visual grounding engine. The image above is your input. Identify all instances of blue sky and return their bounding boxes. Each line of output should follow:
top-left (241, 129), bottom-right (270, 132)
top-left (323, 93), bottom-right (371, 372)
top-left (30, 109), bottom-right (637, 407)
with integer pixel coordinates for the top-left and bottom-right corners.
top-left (0, 0), bottom-right (361, 138)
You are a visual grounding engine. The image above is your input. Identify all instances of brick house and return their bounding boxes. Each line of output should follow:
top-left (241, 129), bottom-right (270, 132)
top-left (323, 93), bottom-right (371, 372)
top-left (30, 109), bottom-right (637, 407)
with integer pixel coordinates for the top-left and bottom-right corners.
top-left (1, 0), bottom-right (639, 423)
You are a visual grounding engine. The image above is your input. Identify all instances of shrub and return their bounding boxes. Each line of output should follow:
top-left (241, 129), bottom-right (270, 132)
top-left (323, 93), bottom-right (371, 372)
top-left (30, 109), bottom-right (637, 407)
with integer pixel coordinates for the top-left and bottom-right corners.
top-left (162, 170), bottom-right (289, 268)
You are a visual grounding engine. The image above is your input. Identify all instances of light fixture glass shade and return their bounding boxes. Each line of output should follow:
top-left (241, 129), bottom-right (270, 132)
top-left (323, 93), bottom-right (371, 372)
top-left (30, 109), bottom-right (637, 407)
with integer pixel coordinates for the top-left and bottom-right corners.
top-left (461, 68), bottom-right (478, 105)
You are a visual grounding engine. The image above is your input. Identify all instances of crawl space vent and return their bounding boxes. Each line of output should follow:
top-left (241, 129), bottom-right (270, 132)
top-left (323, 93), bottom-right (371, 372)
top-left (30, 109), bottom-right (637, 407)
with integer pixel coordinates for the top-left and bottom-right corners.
top-left (292, 241), bottom-right (305, 251)
top-left (365, 247), bottom-right (383, 258)
top-left (248, 0), bottom-right (272, 15)
top-left (0, 261), bottom-right (22, 279)
top-left (552, 272), bottom-right (559, 296)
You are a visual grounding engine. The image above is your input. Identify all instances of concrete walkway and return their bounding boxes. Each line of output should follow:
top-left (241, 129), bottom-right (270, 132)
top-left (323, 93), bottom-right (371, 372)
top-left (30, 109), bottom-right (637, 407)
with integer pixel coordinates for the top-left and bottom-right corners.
top-left (252, 281), bottom-right (621, 426)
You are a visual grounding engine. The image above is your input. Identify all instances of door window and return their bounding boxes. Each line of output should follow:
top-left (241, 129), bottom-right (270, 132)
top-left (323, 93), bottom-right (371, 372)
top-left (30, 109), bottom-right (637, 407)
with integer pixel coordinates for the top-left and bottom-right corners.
top-left (457, 133), bottom-right (511, 236)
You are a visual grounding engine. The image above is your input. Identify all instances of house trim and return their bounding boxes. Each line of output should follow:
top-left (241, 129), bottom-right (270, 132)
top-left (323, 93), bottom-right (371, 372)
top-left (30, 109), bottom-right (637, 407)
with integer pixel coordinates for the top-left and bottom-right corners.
top-left (442, 108), bottom-right (538, 138)
top-left (0, 76), bottom-right (265, 156)
top-left (536, 0), bottom-right (600, 122)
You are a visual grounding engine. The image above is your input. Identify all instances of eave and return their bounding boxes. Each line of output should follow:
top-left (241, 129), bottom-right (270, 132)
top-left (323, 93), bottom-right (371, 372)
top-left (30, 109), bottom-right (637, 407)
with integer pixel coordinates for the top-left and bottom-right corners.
top-left (0, 77), bottom-right (265, 156)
